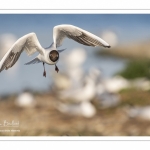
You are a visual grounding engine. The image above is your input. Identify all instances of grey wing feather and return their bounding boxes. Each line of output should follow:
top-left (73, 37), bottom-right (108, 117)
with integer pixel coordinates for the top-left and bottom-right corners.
top-left (0, 50), bottom-right (22, 72)
top-left (24, 57), bottom-right (41, 65)
top-left (53, 24), bottom-right (111, 48)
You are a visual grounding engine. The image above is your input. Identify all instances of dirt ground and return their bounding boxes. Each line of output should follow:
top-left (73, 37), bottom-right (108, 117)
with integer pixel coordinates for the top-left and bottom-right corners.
top-left (0, 90), bottom-right (150, 136)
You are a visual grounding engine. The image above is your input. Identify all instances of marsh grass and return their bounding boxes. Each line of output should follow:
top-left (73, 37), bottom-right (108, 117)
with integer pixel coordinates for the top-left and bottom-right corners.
top-left (116, 59), bottom-right (150, 79)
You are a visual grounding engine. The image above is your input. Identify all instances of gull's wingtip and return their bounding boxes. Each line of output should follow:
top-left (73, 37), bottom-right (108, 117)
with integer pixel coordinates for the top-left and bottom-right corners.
top-left (103, 45), bottom-right (111, 48)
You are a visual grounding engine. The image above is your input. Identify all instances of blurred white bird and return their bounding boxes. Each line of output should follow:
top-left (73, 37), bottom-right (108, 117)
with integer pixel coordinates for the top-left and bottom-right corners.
top-left (51, 73), bottom-right (72, 90)
top-left (90, 68), bottom-right (121, 108)
top-left (51, 48), bottom-right (86, 90)
top-left (56, 67), bottom-right (102, 103)
top-left (63, 48), bottom-right (86, 87)
top-left (131, 78), bottom-right (150, 91)
top-left (96, 92), bottom-right (120, 108)
top-left (63, 48), bottom-right (87, 69)
top-left (15, 91), bottom-right (36, 108)
top-left (103, 76), bottom-right (130, 93)
top-left (0, 24), bottom-right (110, 78)
top-left (58, 75), bottom-right (96, 102)
top-left (127, 106), bottom-right (150, 120)
top-left (56, 101), bottom-right (96, 118)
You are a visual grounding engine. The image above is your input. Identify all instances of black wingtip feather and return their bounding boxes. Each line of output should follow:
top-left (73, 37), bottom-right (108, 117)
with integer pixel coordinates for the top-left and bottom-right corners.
top-left (104, 45), bottom-right (111, 48)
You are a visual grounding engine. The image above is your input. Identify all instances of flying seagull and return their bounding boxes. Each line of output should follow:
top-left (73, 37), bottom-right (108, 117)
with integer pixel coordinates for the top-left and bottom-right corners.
top-left (0, 24), bottom-right (111, 77)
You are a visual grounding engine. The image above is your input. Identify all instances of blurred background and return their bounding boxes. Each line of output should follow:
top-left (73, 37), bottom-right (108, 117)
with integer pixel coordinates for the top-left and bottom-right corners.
top-left (1, 14), bottom-right (150, 136)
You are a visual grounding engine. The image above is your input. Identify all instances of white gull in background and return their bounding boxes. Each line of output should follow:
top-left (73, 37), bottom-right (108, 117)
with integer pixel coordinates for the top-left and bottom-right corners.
top-left (95, 91), bottom-right (120, 108)
top-left (0, 24), bottom-right (110, 78)
top-left (63, 48), bottom-right (86, 68)
top-left (56, 101), bottom-right (96, 118)
top-left (57, 75), bottom-right (96, 103)
top-left (88, 68), bottom-right (121, 108)
top-left (56, 68), bottom-right (101, 103)
top-left (103, 76), bottom-right (130, 93)
top-left (51, 49), bottom-right (97, 122)
top-left (52, 73), bottom-right (72, 91)
top-left (63, 48), bottom-right (86, 87)
top-left (51, 48), bottom-right (86, 91)
top-left (131, 77), bottom-right (150, 91)
top-left (126, 106), bottom-right (150, 121)
top-left (15, 91), bottom-right (36, 108)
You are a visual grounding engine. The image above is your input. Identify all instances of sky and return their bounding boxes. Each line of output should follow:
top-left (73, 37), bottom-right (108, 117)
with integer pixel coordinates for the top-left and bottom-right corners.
top-left (0, 14), bottom-right (150, 43)
top-left (0, 14), bottom-right (150, 95)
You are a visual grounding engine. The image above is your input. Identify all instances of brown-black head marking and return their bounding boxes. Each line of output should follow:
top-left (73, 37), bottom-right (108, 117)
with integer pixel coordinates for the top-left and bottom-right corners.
top-left (49, 50), bottom-right (59, 62)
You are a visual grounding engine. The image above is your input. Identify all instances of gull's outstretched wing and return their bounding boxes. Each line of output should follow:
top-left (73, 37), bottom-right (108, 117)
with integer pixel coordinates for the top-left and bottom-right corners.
top-left (0, 33), bottom-right (44, 72)
top-left (53, 24), bottom-right (111, 48)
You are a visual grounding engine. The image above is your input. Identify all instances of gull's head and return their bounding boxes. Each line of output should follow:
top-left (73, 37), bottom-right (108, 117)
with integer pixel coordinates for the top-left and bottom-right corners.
top-left (49, 50), bottom-right (59, 62)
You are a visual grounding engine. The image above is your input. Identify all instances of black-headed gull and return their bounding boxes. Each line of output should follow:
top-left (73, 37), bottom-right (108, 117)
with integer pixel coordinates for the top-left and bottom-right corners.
top-left (0, 24), bottom-right (111, 77)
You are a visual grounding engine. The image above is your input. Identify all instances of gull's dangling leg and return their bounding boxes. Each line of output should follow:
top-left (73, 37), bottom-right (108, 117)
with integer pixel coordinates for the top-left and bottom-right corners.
top-left (55, 64), bottom-right (59, 73)
top-left (43, 62), bottom-right (46, 77)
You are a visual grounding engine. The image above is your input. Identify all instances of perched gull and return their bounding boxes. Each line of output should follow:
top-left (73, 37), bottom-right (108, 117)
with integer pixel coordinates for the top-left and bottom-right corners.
top-left (58, 76), bottom-right (96, 102)
top-left (15, 91), bottom-right (36, 108)
top-left (56, 101), bottom-right (96, 118)
top-left (126, 106), bottom-right (150, 121)
top-left (0, 24), bottom-right (110, 77)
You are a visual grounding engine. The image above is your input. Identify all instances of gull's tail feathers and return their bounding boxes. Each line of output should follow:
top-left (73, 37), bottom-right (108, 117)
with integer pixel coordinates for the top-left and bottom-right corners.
top-left (57, 48), bottom-right (67, 53)
top-left (45, 42), bottom-right (56, 49)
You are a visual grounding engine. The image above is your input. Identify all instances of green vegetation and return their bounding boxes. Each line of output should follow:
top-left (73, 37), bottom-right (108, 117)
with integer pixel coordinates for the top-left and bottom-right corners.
top-left (116, 59), bottom-right (150, 79)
